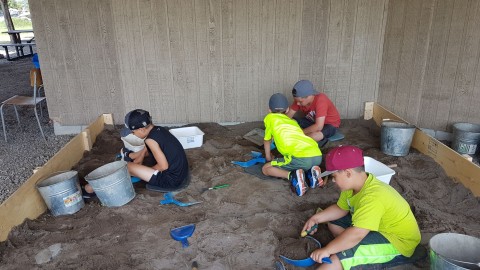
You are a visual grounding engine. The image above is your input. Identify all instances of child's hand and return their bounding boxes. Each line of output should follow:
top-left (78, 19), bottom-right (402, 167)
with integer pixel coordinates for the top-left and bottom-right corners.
top-left (310, 248), bottom-right (332, 264)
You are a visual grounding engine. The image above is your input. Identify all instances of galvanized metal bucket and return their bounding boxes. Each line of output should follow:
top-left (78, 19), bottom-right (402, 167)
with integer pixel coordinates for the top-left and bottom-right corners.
top-left (36, 171), bottom-right (84, 216)
top-left (380, 121), bottom-right (416, 156)
top-left (452, 123), bottom-right (480, 155)
top-left (85, 161), bottom-right (135, 207)
top-left (429, 233), bottom-right (480, 269)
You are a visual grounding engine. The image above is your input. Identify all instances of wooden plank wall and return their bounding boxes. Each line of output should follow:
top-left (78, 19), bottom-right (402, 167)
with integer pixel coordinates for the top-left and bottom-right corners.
top-left (378, 0), bottom-right (480, 131)
top-left (29, 0), bottom-right (388, 125)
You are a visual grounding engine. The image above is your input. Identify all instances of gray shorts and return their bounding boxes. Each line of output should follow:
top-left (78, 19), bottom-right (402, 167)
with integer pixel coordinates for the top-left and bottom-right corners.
top-left (272, 155), bottom-right (322, 171)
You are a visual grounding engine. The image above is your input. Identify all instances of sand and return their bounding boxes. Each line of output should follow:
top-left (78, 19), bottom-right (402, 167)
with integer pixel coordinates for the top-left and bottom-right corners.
top-left (0, 119), bottom-right (479, 270)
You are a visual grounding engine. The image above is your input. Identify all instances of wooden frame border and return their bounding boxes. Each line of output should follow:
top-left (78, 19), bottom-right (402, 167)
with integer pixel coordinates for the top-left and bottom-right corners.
top-left (364, 102), bottom-right (480, 196)
top-left (0, 114), bottom-right (112, 241)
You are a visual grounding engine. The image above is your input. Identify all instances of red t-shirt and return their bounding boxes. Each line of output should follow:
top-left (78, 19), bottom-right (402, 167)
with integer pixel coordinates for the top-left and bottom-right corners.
top-left (290, 93), bottom-right (341, 127)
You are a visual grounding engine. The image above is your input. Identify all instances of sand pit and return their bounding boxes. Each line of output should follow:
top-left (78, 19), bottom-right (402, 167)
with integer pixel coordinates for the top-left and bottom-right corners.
top-left (0, 119), bottom-right (479, 269)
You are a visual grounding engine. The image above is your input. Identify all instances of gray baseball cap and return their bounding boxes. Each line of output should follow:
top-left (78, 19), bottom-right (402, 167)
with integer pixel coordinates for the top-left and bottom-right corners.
top-left (292, 80), bottom-right (319, 98)
top-left (269, 93), bottom-right (289, 112)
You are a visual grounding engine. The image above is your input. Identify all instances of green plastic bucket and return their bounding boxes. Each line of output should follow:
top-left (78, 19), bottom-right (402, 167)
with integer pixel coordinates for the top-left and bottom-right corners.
top-left (85, 161), bottom-right (135, 207)
top-left (36, 171), bottom-right (84, 216)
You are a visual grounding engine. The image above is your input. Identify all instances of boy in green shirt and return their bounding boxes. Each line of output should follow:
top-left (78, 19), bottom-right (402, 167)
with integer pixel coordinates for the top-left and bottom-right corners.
top-left (262, 93), bottom-right (324, 196)
top-left (302, 145), bottom-right (421, 269)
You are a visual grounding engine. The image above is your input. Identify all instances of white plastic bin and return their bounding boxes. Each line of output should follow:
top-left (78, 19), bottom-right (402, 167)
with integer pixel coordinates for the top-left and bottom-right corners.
top-left (364, 156), bottom-right (395, 184)
top-left (169, 126), bottom-right (204, 149)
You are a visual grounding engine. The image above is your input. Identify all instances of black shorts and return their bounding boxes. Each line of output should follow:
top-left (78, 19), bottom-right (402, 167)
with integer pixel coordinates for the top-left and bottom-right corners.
top-left (149, 170), bottom-right (190, 190)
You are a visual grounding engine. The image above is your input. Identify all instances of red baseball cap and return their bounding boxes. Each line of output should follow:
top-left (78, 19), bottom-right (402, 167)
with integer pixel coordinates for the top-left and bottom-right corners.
top-left (319, 145), bottom-right (364, 177)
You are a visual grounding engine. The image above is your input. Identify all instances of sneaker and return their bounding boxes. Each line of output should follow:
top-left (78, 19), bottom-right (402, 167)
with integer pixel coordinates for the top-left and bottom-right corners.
top-left (121, 147), bottom-right (133, 162)
top-left (289, 169), bottom-right (307, 196)
top-left (81, 187), bottom-right (96, 199)
top-left (306, 166), bottom-right (321, 188)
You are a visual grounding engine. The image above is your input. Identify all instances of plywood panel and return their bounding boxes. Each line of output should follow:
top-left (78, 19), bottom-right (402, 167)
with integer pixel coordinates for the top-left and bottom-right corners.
top-left (152, 0), bottom-right (175, 123)
top-left (220, 0), bottom-right (235, 122)
top-left (336, 0), bottom-right (357, 118)
top-left (207, 0), bottom-right (224, 123)
top-left (166, 0), bottom-right (188, 123)
top-left (417, 0), bottom-right (454, 128)
top-left (32, 0), bottom-right (388, 126)
top-left (364, 0), bottom-right (388, 104)
top-left (284, 0), bottom-right (303, 92)
top-left (347, 0), bottom-right (368, 118)
top-left (112, 0), bottom-right (134, 115)
top-left (298, 0), bottom-right (316, 79)
top-left (378, 0), bottom-right (405, 110)
top-left (259, 0), bottom-right (276, 109)
top-left (404, 0), bottom-right (435, 124)
top-left (233, 0), bottom-right (248, 122)
top-left (247, 0), bottom-right (261, 121)
top-left (273, 0), bottom-right (288, 96)
top-left (448, 0), bottom-right (480, 126)
top-left (433, 0), bottom-right (467, 130)
top-left (324, 0), bottom-right (342, 101)
top-left (392, 0), bottom-right (421, 118)
top-left (311, 0), bottom-right (329, 90)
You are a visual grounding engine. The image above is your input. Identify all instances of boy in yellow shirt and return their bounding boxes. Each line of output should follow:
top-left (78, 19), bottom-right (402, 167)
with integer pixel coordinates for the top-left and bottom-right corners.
top-left (302, 145), bottom-right (421, 269)
top-left (262, 93), bottom-right (324, 196)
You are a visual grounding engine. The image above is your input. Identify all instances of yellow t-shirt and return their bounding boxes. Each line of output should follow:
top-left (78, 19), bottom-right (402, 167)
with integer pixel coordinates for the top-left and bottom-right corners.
top-left (337, 174), bottom-right (421, 257)
top-left (263, 113), bottom-right (321, 165)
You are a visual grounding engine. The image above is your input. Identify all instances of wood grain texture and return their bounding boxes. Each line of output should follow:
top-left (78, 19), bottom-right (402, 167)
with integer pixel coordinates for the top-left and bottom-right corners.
top-left (32, 0), bottom-right (388, 125)
top-left (380, 0), bottom-right (480, 130)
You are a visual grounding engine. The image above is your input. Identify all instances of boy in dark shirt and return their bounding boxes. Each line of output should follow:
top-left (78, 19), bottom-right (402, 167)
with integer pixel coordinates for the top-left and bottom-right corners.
top-left (123, 109), bottom-right (189, 191)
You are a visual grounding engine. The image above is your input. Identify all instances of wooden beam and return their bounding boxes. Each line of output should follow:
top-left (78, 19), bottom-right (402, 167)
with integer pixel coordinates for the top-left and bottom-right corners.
top-left (365, 103), bottom-right (480, 196)
top-left (0, 114), bottom-right (111, 241)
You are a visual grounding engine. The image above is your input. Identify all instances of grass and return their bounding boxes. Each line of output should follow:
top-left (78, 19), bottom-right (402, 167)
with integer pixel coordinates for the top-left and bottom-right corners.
top-left (0, 18), bottom-right (33, 43)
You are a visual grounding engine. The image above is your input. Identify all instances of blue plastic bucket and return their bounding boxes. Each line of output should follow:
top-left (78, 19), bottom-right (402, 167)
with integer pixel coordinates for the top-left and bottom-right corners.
top-left (381, 121), bottom-right (416, 157)
top-left (85, 161), bottom-right (135, 207)
top-left (36, 171), bottom-right (84, 216)
top-left (430, 233), bottom-right (480, 269)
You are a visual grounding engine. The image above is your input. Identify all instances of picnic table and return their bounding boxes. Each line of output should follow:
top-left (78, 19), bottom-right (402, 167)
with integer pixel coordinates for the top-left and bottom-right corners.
top-left (1, 29), bottom-right (36, 61)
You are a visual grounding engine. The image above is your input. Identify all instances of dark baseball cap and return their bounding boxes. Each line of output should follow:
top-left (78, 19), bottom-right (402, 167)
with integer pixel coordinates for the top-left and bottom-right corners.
top-left (124, 109), bottom-right (152, 130)
top-left (319, 145), bottom-right (365, 177)
top-left (292, 80), bottom-right (319, 98)
top-left (269, 93), bottom-right (289, 112)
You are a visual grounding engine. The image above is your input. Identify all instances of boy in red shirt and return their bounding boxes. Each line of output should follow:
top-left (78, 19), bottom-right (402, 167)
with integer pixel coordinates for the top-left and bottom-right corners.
top-left (287, 80), bottom-right (341, 147)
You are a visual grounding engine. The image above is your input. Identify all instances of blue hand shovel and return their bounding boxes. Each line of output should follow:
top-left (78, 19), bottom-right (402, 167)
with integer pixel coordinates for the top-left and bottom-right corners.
top-left (160, 192), bottom-right (202, 207)
top-left (231, 151), bottom-right (266, 168)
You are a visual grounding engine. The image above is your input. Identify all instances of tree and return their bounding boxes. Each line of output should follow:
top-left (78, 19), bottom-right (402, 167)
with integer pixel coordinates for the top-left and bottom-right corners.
top-left (0, 0), bottom-right (18, 43)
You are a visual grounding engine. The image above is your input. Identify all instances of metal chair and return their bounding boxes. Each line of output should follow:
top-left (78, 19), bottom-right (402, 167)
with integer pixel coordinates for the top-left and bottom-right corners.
top-left (1, 68), bottom-right (47, 142)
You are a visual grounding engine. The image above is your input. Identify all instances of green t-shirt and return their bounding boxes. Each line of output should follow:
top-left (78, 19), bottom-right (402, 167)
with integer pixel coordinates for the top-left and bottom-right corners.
top-left (263, 113), bottom-right (321, 165)
top-left (337, 174), bottom-right (421, 257)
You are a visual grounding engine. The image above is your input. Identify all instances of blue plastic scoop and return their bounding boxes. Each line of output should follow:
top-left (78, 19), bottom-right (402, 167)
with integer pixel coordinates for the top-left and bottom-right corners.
top-left (170, 224), bottom-right (195, 248)
top-left (232, 151), bottom-right (267, 168)
top-left (160, 192), bottom-right (202, 207)
top-left (279, 236), bottom-right (332, 267)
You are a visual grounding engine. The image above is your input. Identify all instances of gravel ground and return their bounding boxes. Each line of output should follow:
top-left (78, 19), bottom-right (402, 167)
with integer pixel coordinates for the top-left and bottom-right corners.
top-left (0, 57), bottom-right (73, 204)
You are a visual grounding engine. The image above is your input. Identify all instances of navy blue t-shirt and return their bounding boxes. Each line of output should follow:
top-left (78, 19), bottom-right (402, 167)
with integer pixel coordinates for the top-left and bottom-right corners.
top-left (146, 126), bottom-right (189, 186)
